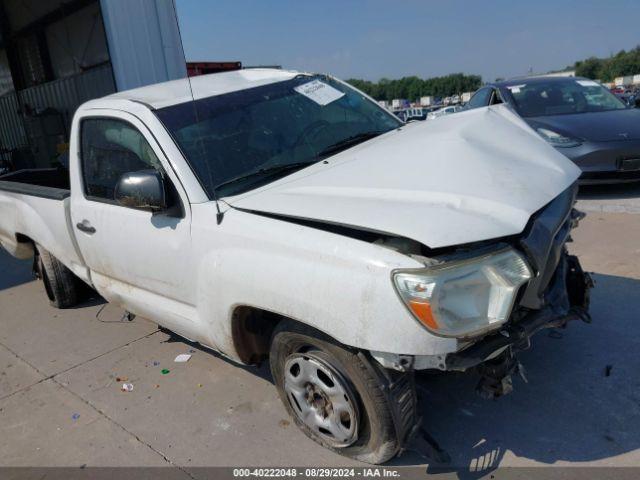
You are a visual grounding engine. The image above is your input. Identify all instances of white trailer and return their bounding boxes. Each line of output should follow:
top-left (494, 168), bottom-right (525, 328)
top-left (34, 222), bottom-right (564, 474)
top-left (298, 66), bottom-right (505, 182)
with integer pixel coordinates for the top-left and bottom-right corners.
top-left (615, 76), bottom-right (634, 87)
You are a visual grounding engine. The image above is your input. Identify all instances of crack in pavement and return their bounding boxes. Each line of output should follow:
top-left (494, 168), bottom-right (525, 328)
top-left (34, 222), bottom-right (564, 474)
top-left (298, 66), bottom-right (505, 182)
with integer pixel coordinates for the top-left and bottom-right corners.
top-left (0, 330), bottom-right (197, 478)
top-left (0, 329), bottom-right (159, 401)
top-left (48, 373), bottom-right (197, 478)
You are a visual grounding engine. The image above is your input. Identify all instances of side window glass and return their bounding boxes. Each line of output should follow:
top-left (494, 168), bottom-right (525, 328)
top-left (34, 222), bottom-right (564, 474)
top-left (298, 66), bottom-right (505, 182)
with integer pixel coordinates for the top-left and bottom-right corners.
top-left (489, 89), bottom-right (503, 105)
top-left (467, 88), bottom-right (491, 109)
top-left (81, 118), bottom-right (163, 201)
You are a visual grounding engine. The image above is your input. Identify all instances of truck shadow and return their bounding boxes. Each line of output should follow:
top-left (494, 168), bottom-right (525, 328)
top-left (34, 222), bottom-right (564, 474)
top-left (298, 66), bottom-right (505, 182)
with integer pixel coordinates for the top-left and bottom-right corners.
top-left (0, 249), bottom-right (33, 290)
top-left (578, 182), bottom-right (640, 200)
top-left (394, 272), bottom-right (640, 476)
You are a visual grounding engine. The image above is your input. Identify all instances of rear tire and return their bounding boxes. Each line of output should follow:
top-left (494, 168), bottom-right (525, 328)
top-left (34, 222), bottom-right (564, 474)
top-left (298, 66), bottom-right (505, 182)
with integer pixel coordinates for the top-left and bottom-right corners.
top-left (270, 320), bottom-right (418, 464)
top-left (36, 245), bottom-right (79, 309)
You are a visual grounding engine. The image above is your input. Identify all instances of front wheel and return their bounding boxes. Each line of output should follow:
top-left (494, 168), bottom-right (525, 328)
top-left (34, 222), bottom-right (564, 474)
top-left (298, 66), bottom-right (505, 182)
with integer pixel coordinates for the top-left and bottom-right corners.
top-left (270, 320), bottom-right (418, 464)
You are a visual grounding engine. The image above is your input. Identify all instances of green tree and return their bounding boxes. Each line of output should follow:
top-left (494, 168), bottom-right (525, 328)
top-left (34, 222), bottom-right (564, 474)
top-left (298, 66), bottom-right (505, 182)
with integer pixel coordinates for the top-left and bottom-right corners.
top-left (572, 46), bottom-right (640, 81)
top-left (346, 73), bottom-right (482, 101)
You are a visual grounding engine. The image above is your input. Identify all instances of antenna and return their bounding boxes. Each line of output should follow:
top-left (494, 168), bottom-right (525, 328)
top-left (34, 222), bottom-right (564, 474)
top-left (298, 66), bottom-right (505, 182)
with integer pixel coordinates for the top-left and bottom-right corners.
top-left (170, 0), bottom-right (224, 224)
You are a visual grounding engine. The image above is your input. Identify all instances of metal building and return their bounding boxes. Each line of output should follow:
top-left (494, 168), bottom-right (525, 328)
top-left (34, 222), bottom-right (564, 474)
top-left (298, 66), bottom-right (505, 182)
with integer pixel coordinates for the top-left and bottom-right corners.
top-left (0, 0), bottom-right (187, 170)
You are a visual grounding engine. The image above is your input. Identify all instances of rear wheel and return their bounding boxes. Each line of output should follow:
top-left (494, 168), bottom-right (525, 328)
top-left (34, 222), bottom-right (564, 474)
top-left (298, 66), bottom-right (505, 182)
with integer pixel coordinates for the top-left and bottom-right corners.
top-left (36, 245), bottom-right (79, 309)
top-left (270, 320), bottom-right (418, 464)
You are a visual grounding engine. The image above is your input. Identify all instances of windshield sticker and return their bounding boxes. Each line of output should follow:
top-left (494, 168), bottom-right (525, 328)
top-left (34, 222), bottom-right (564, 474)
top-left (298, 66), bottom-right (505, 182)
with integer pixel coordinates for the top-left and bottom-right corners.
top-left (294, 80), bottom-right (345, 106)
top-left (576, 79), bottom-right (599, 87)
top-left (506, 84), bottom-right (526, 94)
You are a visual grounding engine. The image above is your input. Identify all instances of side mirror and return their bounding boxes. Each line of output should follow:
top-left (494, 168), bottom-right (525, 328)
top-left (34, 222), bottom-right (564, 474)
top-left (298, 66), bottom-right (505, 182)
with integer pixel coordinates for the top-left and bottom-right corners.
top-left (114, 169), bottom-right (167, 211)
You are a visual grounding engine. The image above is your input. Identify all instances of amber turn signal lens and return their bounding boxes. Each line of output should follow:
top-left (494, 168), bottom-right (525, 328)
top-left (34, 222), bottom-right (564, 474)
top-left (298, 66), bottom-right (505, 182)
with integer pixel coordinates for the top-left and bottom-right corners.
top-left (408, 300), bottom-right (438, 330)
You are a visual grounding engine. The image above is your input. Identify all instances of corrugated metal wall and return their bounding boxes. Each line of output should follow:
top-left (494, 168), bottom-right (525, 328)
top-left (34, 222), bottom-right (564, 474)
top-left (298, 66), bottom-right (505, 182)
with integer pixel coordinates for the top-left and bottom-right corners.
top-left (0, 0), bottom-right (187, 153)
top-left (19, 63), bottom-right (115, 129)
top-left (0, 63), bottom-right (116, 151)
top-left (100, 0), bottom-right (187, 91)
top-left (0, 92), bottom-right (25, 150)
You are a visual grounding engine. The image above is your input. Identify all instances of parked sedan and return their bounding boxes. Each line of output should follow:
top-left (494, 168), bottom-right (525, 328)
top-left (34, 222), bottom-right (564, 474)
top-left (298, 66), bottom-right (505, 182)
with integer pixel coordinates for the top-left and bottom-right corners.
top-left (466, 76), bottom-right (640, 183)
top-left (426, 105), bottom-right (459, 120)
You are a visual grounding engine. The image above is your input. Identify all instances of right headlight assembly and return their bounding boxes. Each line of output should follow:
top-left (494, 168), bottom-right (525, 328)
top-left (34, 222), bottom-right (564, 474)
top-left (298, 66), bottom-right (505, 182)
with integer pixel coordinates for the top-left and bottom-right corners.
top-left (536, 127), bottom-right (582, 148)
top-left (393, 248), bottom-right (532, 338)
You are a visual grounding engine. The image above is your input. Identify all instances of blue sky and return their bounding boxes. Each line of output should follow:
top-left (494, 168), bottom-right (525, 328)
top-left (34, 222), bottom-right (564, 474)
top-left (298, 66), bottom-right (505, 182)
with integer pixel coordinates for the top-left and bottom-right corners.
top-left (176, 0), bottom-right (639, 82)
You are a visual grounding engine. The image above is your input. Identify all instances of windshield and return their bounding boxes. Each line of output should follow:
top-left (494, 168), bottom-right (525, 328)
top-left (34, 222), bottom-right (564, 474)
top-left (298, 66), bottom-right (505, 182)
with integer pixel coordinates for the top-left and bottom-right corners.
top-left (504, 78), bottom-right (627, 117)
top-left (155, 75), bottom-right (401, 198)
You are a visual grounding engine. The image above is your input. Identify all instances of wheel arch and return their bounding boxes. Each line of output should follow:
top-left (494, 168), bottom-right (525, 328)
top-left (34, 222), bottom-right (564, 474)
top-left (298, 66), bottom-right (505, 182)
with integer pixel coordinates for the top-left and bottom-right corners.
top-left (2, 232), bottom-right (36, 259)
top-left (230, 305), bottom-right (341, 365)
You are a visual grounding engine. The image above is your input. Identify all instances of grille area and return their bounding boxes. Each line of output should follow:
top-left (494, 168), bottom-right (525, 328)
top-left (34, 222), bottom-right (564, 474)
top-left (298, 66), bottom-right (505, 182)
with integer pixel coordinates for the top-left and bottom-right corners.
top-left (518, 183), bottom-right (578, 309)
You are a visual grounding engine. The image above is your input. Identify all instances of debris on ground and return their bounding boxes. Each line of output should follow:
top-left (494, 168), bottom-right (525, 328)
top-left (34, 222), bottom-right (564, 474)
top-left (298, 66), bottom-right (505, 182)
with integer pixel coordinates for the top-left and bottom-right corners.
top-left (197, 383), bottom-right (203, 388)
top-left (153, 361), bottom-right (160, 366)
top-left (154, 384), bottom-right (160, 389)
top-left (71, 413), bottom-right (80, 421)
top-left (605, 365), bottom-right (613, 377)
top-left (116, 376), bottom-right (128, 382)
top-left (278, 419), bottom-right (290, 428)
top-left (161, 369), bottom-right (170, 375)
top-left (174, 354), bottom-right (192, 363)
top-left (189, 349), bottom-right (196, 353)
top-left (121, 383), bottom-right (134, 392)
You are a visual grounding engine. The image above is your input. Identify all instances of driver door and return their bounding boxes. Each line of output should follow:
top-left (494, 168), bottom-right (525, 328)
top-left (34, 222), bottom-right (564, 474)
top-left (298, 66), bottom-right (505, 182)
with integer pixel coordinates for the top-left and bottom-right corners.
top-left (70, 110), bottom-right (199, 339)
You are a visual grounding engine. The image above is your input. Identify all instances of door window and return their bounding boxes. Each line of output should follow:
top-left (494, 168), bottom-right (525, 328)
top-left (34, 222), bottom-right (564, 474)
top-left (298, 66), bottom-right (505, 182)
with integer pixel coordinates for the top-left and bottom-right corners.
top-left (81, 118), bottom-right (163, 201)
top-left (489, 89), bottom-right (503, 105)
top-left (466, 88), bottom-right (492, 109)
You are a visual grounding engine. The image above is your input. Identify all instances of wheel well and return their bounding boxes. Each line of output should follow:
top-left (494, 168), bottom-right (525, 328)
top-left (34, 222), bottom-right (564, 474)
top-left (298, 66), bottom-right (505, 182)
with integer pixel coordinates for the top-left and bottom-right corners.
top-left (231, 307), bottom-right (349, 365)
top-left (15, 233), bottom-right (34, 245)
top-left (13, 233), bottom-right (36, 260)
top-left (231, 306), bottom-right (284, 365)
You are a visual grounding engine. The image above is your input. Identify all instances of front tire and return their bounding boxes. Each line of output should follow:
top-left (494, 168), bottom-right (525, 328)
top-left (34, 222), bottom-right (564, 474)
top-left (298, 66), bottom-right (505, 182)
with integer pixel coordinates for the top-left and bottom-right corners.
top-left (270, 320), bottom-right (418, 464)
top-left (36, 245), bottom-right (79, 309)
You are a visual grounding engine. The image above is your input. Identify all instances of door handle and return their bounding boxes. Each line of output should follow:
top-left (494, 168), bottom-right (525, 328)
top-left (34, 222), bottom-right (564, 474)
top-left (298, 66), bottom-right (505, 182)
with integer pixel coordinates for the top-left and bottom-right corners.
top-left (76, 221), bottom-right (96, 234)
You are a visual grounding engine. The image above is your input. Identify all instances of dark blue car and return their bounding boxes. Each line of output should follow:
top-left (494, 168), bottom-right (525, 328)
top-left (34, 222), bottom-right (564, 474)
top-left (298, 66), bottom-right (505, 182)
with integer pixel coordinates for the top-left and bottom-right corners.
top-left (466, 76), bottom-right (640, 184)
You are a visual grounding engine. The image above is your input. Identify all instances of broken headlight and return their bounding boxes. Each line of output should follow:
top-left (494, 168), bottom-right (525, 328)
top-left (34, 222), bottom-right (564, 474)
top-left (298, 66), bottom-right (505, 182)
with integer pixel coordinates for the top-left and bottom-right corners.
top-left (393, 248), bottom-right (532, 338)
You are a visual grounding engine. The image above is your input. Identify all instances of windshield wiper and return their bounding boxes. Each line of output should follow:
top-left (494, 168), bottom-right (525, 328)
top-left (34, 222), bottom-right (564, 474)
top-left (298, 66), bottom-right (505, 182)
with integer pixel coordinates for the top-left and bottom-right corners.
top-left (213, 161), bottom-right (316, 194)
top-left (316, 131), bottom-right (385, 159)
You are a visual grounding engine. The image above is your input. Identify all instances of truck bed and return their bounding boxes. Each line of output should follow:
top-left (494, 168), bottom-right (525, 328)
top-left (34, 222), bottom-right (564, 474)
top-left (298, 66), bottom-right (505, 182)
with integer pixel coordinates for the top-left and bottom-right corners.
top-left (0, 166), bottom-right (79, 269)
top-left (0, 168), bottom-right (70, 200)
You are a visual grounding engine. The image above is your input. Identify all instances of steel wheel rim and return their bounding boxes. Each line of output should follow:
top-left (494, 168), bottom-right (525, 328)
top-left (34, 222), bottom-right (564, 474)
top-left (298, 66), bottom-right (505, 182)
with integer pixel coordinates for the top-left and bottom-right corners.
top-left (283, 352), bottom-right (359, 448)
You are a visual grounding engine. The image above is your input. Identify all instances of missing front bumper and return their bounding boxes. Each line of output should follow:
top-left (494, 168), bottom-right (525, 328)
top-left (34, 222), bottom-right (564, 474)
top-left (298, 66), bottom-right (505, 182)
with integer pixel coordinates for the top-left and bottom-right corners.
top-left (444, 254), bottom-right (593, 372)
top-left (374, 254), bottom-right (592, 375)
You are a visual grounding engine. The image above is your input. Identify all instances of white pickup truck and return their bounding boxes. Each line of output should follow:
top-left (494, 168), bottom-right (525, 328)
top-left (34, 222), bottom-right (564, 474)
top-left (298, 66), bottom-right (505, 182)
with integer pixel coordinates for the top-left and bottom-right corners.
top-left (0, 69), bottom-right (592, 464)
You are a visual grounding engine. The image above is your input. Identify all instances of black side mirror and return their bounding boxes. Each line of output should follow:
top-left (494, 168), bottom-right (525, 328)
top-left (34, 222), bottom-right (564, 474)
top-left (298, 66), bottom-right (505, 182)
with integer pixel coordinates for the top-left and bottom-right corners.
top-left (114, 169), bottom-right (167, 211)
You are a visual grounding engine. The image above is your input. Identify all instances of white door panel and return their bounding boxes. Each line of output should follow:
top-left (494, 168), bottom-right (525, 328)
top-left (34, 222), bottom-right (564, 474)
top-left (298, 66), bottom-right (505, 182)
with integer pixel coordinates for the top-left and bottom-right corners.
top-left (70, 109), bottom-right (198, 337)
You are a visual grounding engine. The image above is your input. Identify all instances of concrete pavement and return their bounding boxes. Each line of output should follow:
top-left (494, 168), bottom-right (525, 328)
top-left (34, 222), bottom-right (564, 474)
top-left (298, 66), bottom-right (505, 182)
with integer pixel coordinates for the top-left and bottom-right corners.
top-left (0, 201), bottom-right (639, 475)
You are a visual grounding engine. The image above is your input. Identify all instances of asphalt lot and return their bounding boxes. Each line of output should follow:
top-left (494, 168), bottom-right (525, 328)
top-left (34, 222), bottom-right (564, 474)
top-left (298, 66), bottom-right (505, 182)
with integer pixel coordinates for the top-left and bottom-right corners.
top-left (0, 187), bottom-right (639, 476)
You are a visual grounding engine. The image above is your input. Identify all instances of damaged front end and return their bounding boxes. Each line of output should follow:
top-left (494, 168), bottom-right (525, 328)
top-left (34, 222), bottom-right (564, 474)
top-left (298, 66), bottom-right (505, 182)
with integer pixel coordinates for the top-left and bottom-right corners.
top-left (453, 254), bottom-right (593, 398)
top-left (446, 184), bottom-right (593, 398)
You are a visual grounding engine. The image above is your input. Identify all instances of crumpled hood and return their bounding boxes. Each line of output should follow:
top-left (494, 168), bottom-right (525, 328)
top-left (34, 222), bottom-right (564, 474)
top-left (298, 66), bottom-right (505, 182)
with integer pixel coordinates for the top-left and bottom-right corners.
top-left (228, 105), bottom-right (581, 248)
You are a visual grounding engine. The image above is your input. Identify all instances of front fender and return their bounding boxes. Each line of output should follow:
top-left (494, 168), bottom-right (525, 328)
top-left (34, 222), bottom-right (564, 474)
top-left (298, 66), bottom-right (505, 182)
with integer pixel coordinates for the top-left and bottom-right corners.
top-left (191, 206), bottom-right (458, 361)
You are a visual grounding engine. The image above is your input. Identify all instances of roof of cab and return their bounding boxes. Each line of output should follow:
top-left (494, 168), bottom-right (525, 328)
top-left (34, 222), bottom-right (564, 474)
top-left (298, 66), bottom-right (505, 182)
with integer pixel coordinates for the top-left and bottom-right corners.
top-left (103, 68), bottom-right (302, 110)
